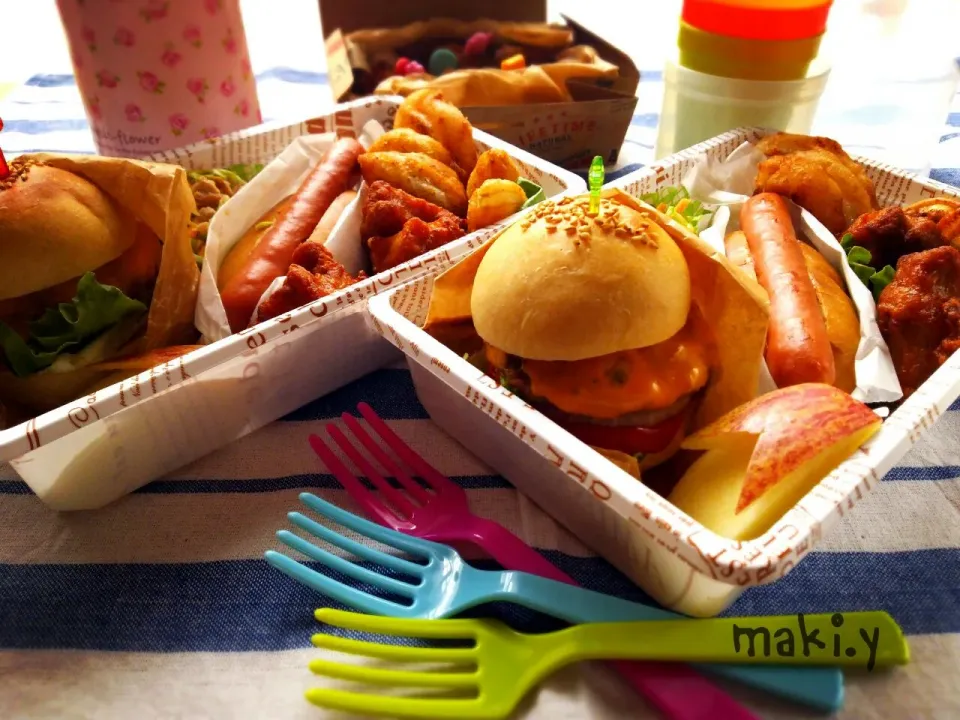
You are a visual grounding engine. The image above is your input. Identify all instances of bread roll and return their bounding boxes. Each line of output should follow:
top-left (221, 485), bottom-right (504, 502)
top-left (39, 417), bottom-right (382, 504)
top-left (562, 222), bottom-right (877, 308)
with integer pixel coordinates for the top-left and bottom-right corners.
top-left (472, 196), bottom-right (692, 361)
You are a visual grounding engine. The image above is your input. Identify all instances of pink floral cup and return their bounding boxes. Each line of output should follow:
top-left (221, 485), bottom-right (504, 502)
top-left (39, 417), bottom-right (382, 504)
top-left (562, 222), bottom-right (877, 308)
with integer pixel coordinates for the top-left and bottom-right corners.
top-left (57, 0), bottom-right (261, 157)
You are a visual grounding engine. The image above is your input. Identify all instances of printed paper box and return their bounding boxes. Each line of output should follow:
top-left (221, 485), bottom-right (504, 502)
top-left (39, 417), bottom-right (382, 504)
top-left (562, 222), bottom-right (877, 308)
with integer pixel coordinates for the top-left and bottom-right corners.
top-left (0, 97), bottom-right (584, 512)
top-left (366, 127), bottom-right (960, 616)
top-left (317, 0), bottom-right (639, 170)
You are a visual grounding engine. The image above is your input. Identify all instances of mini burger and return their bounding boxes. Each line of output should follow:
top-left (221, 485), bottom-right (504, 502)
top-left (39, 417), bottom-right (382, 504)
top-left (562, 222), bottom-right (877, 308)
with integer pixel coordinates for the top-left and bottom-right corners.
top-left (469, 195), bottom-right (716, 471)
top-left (0, 158), bottom-right (191, 415)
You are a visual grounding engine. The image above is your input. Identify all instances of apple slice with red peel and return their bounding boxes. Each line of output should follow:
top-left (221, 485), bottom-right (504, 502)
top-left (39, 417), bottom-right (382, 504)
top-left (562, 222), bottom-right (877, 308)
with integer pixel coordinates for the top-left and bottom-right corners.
top-left (668, 384), bottom-right (881, 541)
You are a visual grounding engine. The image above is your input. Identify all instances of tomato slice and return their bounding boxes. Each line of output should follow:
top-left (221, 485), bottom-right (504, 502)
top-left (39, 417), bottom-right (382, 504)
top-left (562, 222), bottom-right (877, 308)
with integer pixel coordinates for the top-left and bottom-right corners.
top-left (552, 411), bottom-right (686, 457)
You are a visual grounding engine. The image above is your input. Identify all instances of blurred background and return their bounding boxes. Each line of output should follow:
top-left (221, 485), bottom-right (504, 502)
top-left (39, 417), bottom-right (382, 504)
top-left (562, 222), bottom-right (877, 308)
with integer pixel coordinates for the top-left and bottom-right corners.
top-left (4, 0), bottom-right (956, 84)
top-left (2, 0), bottom-right (959, 172)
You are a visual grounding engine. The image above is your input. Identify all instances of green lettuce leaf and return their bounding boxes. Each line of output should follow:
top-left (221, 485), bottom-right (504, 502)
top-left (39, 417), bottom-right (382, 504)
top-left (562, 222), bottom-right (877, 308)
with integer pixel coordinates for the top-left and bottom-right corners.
top-left (187, 164), bottom-right (264, 192)
top-left (225, 163), bottom-right (264, 183)
top-left (640, 185), bottom-right (713, 234)
top-left (869, 264), bottom-right (896, 299)
top-left (518, 178), bottom-right (546, 210)
top-left (0, 272), bottom-right (147, 377)
top-left (839, 233), bottom-right (897, 302)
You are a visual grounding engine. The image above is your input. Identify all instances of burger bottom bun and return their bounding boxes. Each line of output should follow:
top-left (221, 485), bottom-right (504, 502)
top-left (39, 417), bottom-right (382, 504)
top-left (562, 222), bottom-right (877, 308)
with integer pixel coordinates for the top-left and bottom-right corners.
top-left (0, 366), bottom-right (132, 419)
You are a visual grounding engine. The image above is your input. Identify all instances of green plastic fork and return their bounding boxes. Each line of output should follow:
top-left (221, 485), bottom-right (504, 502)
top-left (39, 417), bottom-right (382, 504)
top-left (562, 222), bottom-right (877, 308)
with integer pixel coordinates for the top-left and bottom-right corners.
top-left (307, 608), bottom-right (909, 719)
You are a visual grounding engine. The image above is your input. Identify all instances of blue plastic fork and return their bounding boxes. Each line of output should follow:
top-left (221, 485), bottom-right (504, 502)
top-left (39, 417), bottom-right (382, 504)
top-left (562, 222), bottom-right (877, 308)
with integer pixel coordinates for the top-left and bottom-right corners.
top-left (265, 493), bottom-right (844, 712)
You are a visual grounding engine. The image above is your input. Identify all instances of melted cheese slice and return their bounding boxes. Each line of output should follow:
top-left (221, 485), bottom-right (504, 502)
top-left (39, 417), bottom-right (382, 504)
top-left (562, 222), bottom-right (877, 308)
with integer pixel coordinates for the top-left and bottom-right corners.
top-left (523, 311), bottom-right (713, 419)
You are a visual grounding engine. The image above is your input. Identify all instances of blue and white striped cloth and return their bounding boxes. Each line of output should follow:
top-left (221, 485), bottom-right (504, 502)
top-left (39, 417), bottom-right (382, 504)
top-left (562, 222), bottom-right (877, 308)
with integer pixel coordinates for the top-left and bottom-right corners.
top-left (3, 67), bottom-right (960, 720)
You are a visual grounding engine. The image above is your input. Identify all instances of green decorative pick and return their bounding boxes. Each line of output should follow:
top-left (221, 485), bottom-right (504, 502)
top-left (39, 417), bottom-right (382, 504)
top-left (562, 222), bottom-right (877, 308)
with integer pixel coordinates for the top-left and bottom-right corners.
top-left (588, 155), bottom-right (604, 215)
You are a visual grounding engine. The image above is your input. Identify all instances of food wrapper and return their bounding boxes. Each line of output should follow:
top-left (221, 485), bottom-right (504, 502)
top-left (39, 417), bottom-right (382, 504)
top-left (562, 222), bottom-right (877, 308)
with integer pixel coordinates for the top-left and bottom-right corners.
top-left (348, 18), bottom-right (575, 51)
top-left (348, 18), bottom-right (618, 107)
top-left (16, 153), bottom-right (200, 352)
top-left (0, 153), bottom-right (199, 419)
top-left (423, 187), bottom-right (771, 432)
top-left (679, 141), bottom-right (903, 404)
top-left (375, 61), bottom-right (618, 106)
top-left (197, 132), bottom-right (369, 341)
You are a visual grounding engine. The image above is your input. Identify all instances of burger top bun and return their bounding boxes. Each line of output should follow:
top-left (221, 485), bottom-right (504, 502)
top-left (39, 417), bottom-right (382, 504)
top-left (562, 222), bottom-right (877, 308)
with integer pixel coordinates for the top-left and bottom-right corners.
top-left (0, 162), bottom-right (136, 301)
top-left (471, 195), bottom-right (692, 361)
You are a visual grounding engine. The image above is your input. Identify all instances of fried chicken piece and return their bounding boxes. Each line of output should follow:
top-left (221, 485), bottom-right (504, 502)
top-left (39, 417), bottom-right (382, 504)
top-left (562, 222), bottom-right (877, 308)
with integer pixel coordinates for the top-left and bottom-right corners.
top-left (905, 197), bottom-right (960, 248)
top-left (754, 132), bottom-right (878, 236)
top-left (844, 206), bottom-right (948, 270)
top-left (877, 245), bottom-right (960, 397)
top-left (361, 181), bottom-right (466, 273)
top-left (256, 242), bottom-right (366, 322)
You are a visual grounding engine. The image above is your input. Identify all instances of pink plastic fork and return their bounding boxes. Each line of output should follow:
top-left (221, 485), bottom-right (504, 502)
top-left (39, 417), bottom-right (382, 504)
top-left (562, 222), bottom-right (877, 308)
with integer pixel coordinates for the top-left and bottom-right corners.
top-left (307, 402), bottom-right (759, 720)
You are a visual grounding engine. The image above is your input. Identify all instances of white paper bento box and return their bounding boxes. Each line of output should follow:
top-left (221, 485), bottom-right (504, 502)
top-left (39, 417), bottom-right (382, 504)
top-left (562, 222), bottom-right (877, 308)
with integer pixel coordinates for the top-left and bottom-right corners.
top-left (366, 127), bottom-right (960, 617)
top-left (0, 96), bottom-right (585, 512)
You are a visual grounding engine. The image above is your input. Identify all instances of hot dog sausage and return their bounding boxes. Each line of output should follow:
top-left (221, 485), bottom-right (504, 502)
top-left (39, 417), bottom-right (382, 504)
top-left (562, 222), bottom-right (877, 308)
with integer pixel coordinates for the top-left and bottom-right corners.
top-left (740, 193), bottom-right (836, 387)
top-left (217, 195), bottom-right (295, 291)
top-left (219, 137), bottom-right (363, 332)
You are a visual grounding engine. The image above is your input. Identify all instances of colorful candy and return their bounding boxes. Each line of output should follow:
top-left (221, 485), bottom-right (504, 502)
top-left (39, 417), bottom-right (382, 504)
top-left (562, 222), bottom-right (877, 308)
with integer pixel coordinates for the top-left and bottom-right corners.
top-left (500, 53), bottom-right (526, 71)
top-left (395, 57), bottom-right (425, 76)
top-left (428, 48), bottom-right (458, 76)
top-left (464, 31), bottom-right (493, 57)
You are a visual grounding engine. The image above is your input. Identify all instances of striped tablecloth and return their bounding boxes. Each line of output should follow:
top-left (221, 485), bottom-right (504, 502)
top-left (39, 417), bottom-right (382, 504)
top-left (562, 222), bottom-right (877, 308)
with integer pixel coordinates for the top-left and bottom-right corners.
top-left (3, 67), bottom-right (960, 720)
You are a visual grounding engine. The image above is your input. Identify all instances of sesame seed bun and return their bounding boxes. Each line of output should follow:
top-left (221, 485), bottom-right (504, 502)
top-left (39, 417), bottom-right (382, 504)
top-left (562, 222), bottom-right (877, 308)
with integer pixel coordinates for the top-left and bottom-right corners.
top-left (470, 195), bottom-right (692, 361)
top-left (0, 162), bottom-right (137, 301)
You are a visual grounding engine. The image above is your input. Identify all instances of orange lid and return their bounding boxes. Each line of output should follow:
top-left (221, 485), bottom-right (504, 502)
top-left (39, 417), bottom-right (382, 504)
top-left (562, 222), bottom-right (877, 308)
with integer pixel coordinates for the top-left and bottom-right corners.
top-left (703, 0), bottom-right (830, 7)
top-left (682, 0), bottom-right (833, 40)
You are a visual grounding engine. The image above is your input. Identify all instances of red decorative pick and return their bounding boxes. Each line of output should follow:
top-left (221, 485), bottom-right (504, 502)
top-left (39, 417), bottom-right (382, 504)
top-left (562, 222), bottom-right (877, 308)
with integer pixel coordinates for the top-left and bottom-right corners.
top-left (0, 117), bottom-right (8, 180)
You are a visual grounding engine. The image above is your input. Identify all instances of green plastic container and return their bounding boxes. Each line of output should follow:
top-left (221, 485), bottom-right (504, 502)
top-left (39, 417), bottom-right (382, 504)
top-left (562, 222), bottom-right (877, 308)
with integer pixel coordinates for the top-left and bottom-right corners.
top-left (678, 20), bottom-right (823, 81)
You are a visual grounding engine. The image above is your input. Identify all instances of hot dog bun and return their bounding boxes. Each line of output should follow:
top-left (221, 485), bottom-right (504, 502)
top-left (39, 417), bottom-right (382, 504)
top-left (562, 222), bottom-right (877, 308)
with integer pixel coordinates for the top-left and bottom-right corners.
top-left (217, 195), bottom-right (294, 291)
top-left (798, 240), bottom-right (843, 288)
top-left (800, 243), bottom-right (859, 393)
top-left (218, 137), bottom-right (363, 332)
top-left (305, 190), bottom-right (357, 247)
top-left (725, 229), bottom-right (859, 393)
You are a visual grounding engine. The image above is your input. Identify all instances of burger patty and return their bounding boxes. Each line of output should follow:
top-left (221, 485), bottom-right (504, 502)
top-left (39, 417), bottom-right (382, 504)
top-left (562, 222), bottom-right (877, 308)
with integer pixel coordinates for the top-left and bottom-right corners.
top-left (491, 351), bottom-right (695, 427)
top-left (540, 395), bottom-right (693, 428)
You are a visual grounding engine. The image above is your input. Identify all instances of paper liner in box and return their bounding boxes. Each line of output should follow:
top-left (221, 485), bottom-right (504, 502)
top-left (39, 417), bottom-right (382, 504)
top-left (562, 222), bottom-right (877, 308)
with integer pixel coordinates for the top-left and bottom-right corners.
top-left (463, 97), bottom-right (637, 170)
top-left (198, 132), bottom-right (370, 341)
top-left (674, 140), bottom-right (901, 403)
